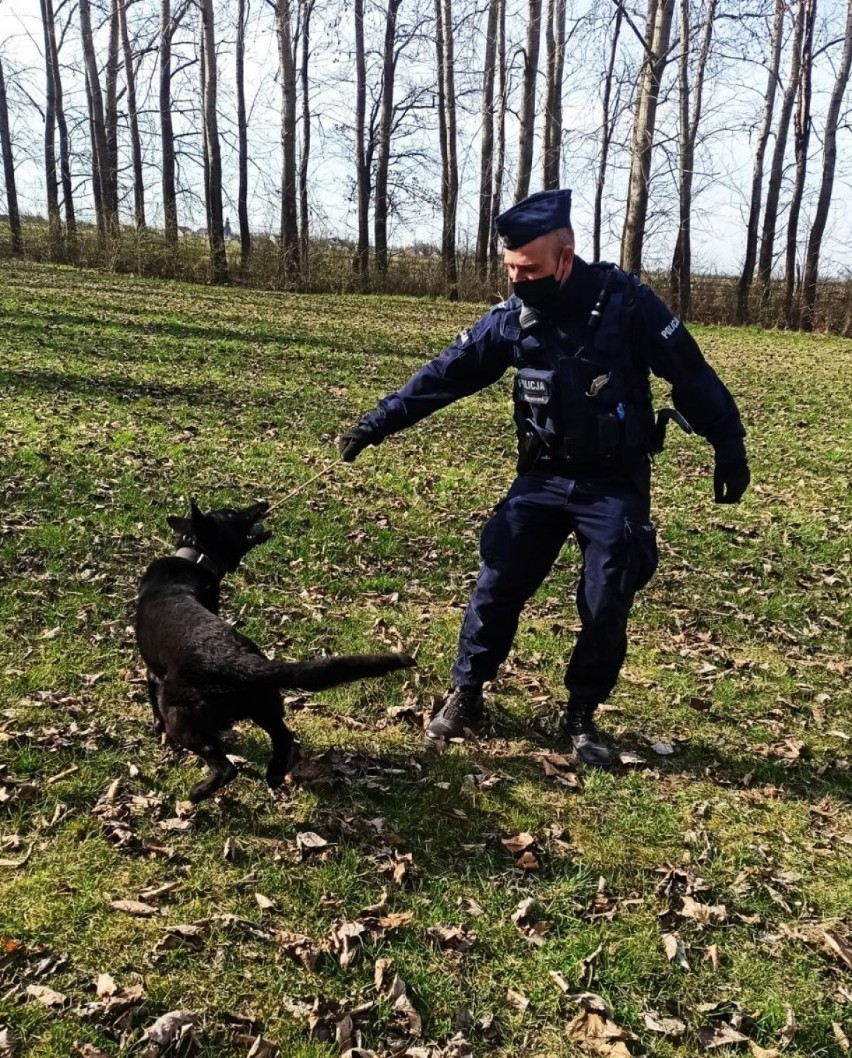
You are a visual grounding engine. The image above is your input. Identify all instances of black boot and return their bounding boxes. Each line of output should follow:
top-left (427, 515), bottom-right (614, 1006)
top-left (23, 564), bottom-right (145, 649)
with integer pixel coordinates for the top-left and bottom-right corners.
top-left (558, 701), bottom-right (611, 768)
top-left (426, 686), bottom-right (485, 742)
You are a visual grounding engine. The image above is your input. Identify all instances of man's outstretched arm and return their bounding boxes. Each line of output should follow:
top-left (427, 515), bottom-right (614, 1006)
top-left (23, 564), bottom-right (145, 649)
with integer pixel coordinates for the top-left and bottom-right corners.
top-left (339, 310), bottom-right (513, 461)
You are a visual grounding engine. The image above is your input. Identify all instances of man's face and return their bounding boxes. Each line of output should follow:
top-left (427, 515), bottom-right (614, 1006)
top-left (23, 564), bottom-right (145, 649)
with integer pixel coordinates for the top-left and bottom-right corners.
top-left (503, 232), bottom-right (574, 286)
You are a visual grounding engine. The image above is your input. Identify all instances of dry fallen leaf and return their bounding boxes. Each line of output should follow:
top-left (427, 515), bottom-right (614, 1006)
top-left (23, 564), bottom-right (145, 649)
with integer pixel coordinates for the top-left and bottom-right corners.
top-left (26, 984), bottom-right (68, 1008)
top-left (832, 1023), bottom-right (850, 1052)
top-left (425, 924), bottom-right (477, 952)
top-left (95, 973), bottom-right (118, 997)
top-left (698, 1023), bottom-right (750, 1050)
top-left (73, 1044), bottom-right (111, 1058)
top-left (643, 1012), bottom-right (686, 1037)
top-left (255, 893), bottom-right (277, 913)
top-left (506, 988), bottom-right (529, 1013)
top-left (662, 932), bottom-right (690, 970)
top-left (244, 1035), bottom-right (280, 1058)
top-left (567, 1008), bottom-right (634, 1057)
top-left (0, 1027), bottom-right (15, 1058)
top-left (110, 899), bottom-right (158, 918)
top-left (679, 895), bottom-right (727, 927)
top-left (296, 831), bottom-right (330, 857)
top-left (748, 1043), bottom-right (781, 1058)
top-left (139, 1010), bottom-right (199, 1058)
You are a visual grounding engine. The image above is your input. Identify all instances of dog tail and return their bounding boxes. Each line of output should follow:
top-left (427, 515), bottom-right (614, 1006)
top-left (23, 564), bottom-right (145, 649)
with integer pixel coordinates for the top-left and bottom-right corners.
top-left (236, 652), bottom-right (415, 691)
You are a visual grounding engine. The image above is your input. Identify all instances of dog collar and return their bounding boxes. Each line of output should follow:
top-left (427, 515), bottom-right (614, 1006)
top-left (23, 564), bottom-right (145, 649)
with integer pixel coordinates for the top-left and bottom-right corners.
top-left (174, 546), bottom-right (222, 579)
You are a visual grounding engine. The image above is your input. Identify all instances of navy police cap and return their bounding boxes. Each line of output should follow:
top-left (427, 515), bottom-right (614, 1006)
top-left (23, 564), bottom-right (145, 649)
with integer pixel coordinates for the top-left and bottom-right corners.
top-left (495, 188), bottom-right (572, 250)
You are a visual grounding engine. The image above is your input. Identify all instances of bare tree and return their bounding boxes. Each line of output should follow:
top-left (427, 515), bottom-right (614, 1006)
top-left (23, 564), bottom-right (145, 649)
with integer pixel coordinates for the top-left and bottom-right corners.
top-left (515, 0), bottom-right (542, 201)
top-left (757, 0), bottom-right (806, 310)
top-left (80, 0), bottom-right (114, 234)
top-left (236, 0), bottom-right (250, 263)
top-left (39, 0), bottom-right (61, 247)
top-left (801, 0), bottom-right (852, 329)
top-left (783, 0), bottom-right (816, 326)
top-left (199, 0), bottom-right (228, 282)
top-left (488, 0), bottom-right (507, 277)
top-left (353, 0), bottom-right (369, 280)
top-left (105, 0), bottom-right (121, 223)
top-left (594, 4), bottom-right (623, 261)
top-left (670, 0), bottom-right (718, 317)
top-left (41, 0), bottom-right (75, 241)
top-left (160, 0), bottom-right (182, 244)
top-left (375, 0), bottom-right (403, 274)
top-left (475, 0), bottom-right (500, 276)
top-left (542, 0), bottom-right (567, 189)
top-left (435, 0), bottom-right (459, 297)
top-left (620, 0), bottom-right (676, 275)
top-left (0, 58), bottom-right (23, 256)
top-left (273, 0), bottom-right (300, 278)
top-left (735, 0), bottom-right (785, 322)
top-left (297, 0), bottom-right (315, 271)
top-left (120, 0), bottom-right (146, 229)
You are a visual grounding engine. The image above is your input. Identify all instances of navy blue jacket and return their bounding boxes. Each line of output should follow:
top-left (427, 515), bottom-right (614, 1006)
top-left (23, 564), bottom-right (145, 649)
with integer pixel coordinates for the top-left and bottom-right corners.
top-left (359, 258), bottom-right (746, 464)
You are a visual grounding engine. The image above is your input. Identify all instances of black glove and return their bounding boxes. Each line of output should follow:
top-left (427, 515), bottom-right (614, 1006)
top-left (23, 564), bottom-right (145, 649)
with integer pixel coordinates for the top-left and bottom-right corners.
top-left (713, 458), bottom-right (750, 504)
top-left (338, 425), bottom-right (375, 463)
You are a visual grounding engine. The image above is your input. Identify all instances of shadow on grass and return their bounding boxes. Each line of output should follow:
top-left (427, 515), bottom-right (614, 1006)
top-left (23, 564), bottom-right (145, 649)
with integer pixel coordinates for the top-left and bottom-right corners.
top-left (0, 366), bottom-right (280, 412)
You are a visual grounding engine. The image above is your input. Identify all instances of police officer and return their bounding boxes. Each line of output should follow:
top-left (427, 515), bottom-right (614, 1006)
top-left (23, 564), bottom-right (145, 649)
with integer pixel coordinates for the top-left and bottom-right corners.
top-left (338, 189), bottom-right (749, 767)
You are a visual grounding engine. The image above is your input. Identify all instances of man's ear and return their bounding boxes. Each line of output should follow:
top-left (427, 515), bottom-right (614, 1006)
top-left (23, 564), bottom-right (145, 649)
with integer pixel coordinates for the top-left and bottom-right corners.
top-left (556, 245), bottom-right (574, 285)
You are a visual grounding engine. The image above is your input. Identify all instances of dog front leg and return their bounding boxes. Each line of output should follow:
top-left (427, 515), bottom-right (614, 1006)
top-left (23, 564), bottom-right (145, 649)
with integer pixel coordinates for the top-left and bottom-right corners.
top-left (146, 671), bottom-right (165, 735)
top-left (166, 720), bottom-right (238, 803)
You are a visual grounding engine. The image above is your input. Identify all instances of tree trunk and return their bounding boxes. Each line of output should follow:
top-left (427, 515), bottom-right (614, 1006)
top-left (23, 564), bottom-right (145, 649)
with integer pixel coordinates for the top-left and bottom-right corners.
top-left (594, 4), bottom-right (623, 262)
top-left (104, 0), bottom-right (121, 226)
top-left (199, 0), bottom-right (228, 283)
top-left (374, 0), bottom-right (402, 274)
top-left (757, 0), bottom-right (806, 314)
top-left (84, 69), bottom-right (105, 237)
top-left (801, 0), bottom-right (852, 330)
top-left (620, 0), bottom-right (675, 275)
top-left (488, 0), bottom-right (506, 278)
top-left (276, 0), bottom-right (300, 280)
top-left (160, 0), bottom-right (178, 245)
top-left (80, 0), bottom-right (112, 236)
top-left (298, 0), bottom-right (314, 272)
top-left (515, 0), bottom-right (542, 201)
top-left (670, 0), bottom-right (716, 318)
top-left (41, 0), bottom-right (75, 241)
top-left (435, 0), bottom-right (459, 297)
top-left (783, 0), bottom-right (815, 327)
top-left (120, 0), bottom-right (145, 229)
top-left (0, 59), bottom-right (23, 256)
top-left (353, 0), bottom-right (369, 280)
top-left (735, 0), bottom-right (784, 322)
top-left (236, 0), bottom-right (250, 264)
top-left (39, 0), bottom-right (61, 249)
top-left (475, 0), bottom-right (499, 277)
top-left (542, 0), bottom-right (566, 190)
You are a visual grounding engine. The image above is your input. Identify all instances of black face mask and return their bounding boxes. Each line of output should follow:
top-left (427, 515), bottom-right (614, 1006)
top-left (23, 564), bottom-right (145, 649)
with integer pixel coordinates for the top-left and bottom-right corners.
top-left (512, 274), bottom-right (564, 314)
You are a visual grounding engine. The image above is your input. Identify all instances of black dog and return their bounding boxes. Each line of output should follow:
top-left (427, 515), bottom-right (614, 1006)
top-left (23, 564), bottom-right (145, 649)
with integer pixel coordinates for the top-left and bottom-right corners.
top-left (135, 499), bottom-right (414, 802)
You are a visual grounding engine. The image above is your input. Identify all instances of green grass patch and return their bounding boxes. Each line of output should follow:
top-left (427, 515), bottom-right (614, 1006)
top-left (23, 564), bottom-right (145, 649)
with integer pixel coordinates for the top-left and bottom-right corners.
top-left (0, 262), bottom-right (850, 1057)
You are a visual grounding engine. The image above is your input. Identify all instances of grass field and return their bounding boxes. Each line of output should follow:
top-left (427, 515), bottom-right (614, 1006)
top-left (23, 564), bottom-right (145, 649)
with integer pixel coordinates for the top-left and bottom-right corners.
top-left (0, 261), bottom-right (850, 1058)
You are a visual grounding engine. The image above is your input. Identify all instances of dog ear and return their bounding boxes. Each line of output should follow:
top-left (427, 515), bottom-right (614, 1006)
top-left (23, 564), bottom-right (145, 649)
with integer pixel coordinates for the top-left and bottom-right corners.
top-left (188, 498), bottom-right (210, 534)
top-left (167, 515), bottom-right (193, 535)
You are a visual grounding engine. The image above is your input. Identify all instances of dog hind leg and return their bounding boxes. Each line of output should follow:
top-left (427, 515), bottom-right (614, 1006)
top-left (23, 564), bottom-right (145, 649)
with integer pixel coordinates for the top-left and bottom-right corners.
top-left (253, 699), bottom-right (295, 789)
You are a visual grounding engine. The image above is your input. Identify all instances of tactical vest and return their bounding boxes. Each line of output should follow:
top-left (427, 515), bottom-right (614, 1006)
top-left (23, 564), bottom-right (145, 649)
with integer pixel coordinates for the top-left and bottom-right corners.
top-left (504, 267), bottom-right (656, 471)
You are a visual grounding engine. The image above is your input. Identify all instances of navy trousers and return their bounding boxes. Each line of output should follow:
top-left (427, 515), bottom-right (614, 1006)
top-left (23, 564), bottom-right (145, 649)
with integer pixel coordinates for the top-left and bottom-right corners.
top-left (451, 468), bottom-right (659, 703)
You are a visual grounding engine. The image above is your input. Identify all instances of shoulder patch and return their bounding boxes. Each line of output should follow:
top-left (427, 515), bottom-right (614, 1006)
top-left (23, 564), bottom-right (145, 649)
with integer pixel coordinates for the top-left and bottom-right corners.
top-left (660, 316), bottom-right (681, 340)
